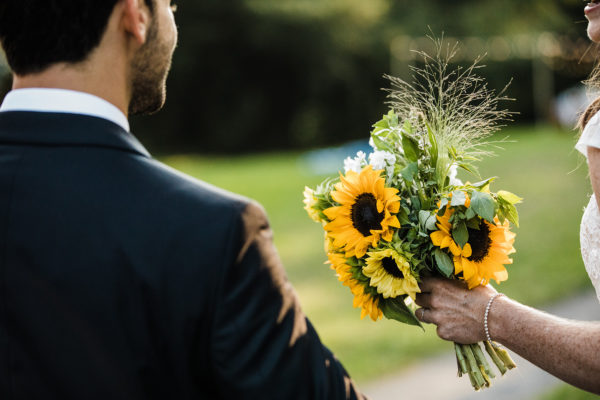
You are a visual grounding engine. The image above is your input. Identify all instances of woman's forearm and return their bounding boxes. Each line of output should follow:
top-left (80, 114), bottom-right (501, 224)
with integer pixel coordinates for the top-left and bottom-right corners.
top-left (490, 296), bottom-right (600, 394)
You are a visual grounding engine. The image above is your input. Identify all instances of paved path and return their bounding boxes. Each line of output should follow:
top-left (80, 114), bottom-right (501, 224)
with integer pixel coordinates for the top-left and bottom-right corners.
top-left (363, 291), bottom-right (600, 400)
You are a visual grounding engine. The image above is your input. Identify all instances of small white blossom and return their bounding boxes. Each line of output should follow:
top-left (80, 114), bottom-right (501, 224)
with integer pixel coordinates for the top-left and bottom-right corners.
top-left (386, 165), bottom-right (395, 181)
top-left (343, 151), bottom-right (367, 174)
top-left (369, 150), bottom-right (396, 170)
top-left (449, 164), bottom-right (463, 186)
top-left (369, 137), bottom-right (376, 150)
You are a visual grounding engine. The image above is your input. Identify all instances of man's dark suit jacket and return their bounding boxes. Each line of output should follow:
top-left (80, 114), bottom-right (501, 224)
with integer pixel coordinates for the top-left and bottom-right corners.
top-left (0, 111), bottom-right (366, 399)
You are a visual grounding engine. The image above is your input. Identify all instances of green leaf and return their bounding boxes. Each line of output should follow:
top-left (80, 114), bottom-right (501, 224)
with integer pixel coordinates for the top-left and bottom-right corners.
top-left (452, 221), bottom-right (468, 248)
top-left (469, 177), bottom-right (496, 189)
top-left (426, 214), bottom-right (438, 231)
top-left (450, 190), bottom-right (467, 207)
top-left (418, 210), bottom-right (430, 227)
top-left (401, 134), bottom-right (420, 162)
top-left (434, 248), bottom-right (454, 278)
top-left (397, 206), bottom-right (410, 225)
top-left (403, 119), bottom-right (413, 134)
top-left (372, 134), bottom-right (393, 152)
top-left (466, 217), bottom-right (480, 230)
top-left (380, 296), bottom-right (423, 329)
top-left (497, 190), bottom-right (523, 205)
top-left (346, 257), bottom-right (362, 267)
top-left (470, 190), bottom-right (496, 223)
top-left (503, 202), bottom-right (520, 228)
top-left (410, 195), bottom-right (421, 211)
top-left (465, 207), bottom-right (476, 219)
top-left (426, 124), bottom-right (438, 167)
top-left (401, 162), bottom-right (418, 182)
top-left (458, 163), bottom-right (479, 177)
top-left (387, 110), bottom-right (399, 127)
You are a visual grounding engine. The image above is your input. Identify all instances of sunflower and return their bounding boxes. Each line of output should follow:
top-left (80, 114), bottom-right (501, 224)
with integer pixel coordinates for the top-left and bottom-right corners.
top-left (430, 206), bottom-right (516, 289)
top-left (323, 166), bottom-right (401, 258)
top-left (327, 252), bottom-right (354, 283)
top-left (327, 252), bottom-right (383, 321)
top-left (363, 248), bottom-right (421, 300)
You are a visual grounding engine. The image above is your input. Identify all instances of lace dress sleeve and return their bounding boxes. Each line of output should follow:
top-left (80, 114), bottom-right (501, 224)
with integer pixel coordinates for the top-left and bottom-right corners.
top-left (580, 195), bottom-right (600, 303)
top-left (577, 110), bottom-right (600, 303)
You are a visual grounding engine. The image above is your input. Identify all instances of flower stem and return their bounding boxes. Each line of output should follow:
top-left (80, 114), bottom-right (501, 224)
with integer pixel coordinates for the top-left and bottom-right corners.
top-left (484, 340), bottom-right (508, 375)
top-left (471, 343), bottom-right (495, 380)
top-left (454, 342), bottom-right (469, 377)
top-left (494, 345), bottom-right (517, 370)
top-left (462, 343), bottom-right (486, 390)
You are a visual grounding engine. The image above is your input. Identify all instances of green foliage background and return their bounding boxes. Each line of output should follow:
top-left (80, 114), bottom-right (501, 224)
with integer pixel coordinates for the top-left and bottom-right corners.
top-left (130, 0), bottom-right (591, 154)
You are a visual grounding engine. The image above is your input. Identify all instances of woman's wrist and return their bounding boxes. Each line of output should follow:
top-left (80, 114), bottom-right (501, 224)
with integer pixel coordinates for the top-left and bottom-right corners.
top-left (487, 293), bottom-right (511, 344)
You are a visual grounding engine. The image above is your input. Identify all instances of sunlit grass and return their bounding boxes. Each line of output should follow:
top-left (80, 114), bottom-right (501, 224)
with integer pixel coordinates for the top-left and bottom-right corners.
top-left (161, 124), bottom-right (593, 383)
top-left (538, 384), bottom-right (598, 400)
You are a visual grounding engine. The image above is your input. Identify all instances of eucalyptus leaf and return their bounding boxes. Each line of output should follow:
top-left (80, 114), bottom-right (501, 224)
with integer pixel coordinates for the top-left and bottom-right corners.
top-left (450, 190), bottom-right (467, 207)
top-left (434, 248), bottom-right (454, 278)
top-left (401, 162), bottom-right (418, 182)
top-left (418, 210), bottom-right (430, 227)
top-left (452, 221), bottom-right (469, 248)
top-left (465, 207), bottom-right (476, 219)
top-left (439, 197), bottom-right (448, 210)
top-left (470, 190), bottom-right (496, 223)
top-left (426, 214), bottom-right (438, 231)
top-left (380, 296), bottom-right (423, 329)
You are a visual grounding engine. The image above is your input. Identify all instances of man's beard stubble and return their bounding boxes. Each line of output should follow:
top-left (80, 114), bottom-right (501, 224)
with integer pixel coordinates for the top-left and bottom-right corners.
top-left (128, 18), bottom-right (174, 116)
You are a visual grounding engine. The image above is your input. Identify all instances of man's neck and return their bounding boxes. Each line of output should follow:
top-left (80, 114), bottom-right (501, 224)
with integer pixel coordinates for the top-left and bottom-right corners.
top-left (12, 61), bottom-right (130, 117)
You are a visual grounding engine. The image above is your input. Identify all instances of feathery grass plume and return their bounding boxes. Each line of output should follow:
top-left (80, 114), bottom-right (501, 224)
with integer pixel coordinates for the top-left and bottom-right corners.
top-left (385, 36), bottom-right (515, 188)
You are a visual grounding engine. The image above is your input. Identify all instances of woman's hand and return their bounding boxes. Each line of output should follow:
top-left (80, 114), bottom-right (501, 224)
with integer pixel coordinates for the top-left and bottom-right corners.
top-left (414, 277), bottom-right (498, 344)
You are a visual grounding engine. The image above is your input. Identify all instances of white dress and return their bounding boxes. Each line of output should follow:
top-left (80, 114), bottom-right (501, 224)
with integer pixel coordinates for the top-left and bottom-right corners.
top-left (576, 111), bottom-right (600, 303)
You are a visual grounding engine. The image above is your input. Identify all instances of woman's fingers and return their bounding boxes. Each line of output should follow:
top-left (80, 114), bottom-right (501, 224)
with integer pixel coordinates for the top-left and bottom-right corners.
top-left (416, 307), bottom-right (431, 323)
top-left (414, 292), bottom-right (432, 308)
top-left (417, 276), bottom-right (440, 293)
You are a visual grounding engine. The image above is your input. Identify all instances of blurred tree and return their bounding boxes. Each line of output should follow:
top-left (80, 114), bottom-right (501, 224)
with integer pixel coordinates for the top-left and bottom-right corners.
top-left (124, 0), bottom-right (593, 153)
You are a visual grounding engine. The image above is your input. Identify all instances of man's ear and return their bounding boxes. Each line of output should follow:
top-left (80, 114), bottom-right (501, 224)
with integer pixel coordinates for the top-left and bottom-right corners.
top-left (121, 0), bottom-right (151, 45)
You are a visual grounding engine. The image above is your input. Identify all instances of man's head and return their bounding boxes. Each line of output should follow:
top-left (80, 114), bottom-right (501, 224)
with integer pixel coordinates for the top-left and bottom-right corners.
top-left (0, 0), bottom-right (178, 115)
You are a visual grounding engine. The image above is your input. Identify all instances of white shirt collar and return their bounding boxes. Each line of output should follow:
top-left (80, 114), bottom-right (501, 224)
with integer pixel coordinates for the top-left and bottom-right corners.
top-left (0, 88), bottom-right (130, 132)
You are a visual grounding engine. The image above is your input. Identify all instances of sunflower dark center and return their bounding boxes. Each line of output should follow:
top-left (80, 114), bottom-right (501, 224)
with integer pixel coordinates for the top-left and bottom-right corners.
top-left (381, 257), bottom-right (405, 279)
top-left (467, 221), bottom-right (492, 263)
top-left (351, 193), bottom-right (384, 237)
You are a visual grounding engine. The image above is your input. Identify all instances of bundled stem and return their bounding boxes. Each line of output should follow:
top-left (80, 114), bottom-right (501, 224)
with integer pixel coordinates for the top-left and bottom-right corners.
top-left (454, 341), bottom-right (516, 390)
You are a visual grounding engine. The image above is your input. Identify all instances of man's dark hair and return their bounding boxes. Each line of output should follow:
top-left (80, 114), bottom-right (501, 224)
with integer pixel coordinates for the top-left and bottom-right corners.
top-left (0, 0), bottom-right (154, 76)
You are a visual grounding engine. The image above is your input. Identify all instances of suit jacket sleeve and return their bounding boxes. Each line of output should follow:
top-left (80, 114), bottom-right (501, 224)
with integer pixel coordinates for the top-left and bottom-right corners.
top-left (210, 201), bottom-right (368, 399)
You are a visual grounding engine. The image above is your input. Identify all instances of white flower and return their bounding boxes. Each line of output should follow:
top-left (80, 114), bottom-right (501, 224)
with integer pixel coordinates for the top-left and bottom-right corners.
top-left (369, 137), bottom-right (376, 150)
top-left (369, 150), bottom-right (396, 170)
top-left (449, 164), bottom-right (463, 186)
top-left (343, 151), bottom-right (367, 173)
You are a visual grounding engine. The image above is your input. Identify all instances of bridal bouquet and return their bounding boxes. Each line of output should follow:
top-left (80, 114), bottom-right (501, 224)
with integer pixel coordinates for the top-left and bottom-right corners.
top-left (303, 41), bottom-right (520, 390)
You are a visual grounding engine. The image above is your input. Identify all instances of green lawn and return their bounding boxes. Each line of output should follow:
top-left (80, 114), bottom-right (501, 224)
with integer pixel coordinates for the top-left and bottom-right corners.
top-left (161, 125), bottom-right (594, 383)
top-left (538, 384), bottom-right (599, 400)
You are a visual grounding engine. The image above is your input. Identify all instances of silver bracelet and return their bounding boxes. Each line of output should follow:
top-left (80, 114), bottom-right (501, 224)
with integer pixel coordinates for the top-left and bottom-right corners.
top-left (484, 293), bottom-right (504, 345)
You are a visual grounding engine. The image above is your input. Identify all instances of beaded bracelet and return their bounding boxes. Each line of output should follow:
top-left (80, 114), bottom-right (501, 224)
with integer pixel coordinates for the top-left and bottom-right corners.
top-left (484, 293), bottom-right (504, 345)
